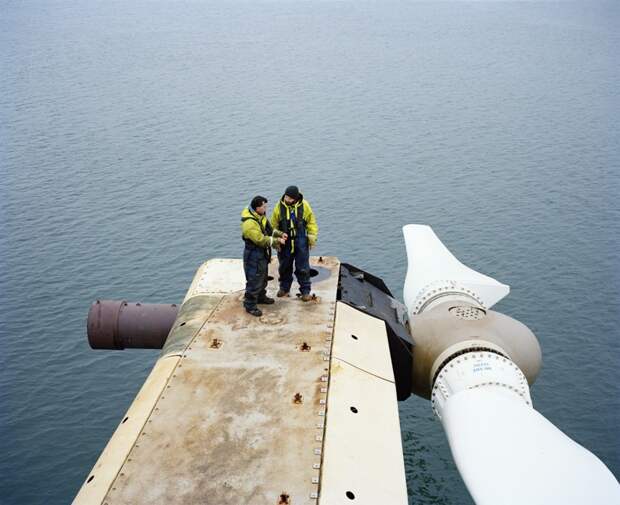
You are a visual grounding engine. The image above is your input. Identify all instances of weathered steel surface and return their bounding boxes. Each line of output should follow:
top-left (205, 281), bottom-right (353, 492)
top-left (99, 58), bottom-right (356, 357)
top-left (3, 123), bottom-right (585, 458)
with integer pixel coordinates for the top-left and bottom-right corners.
top-left (161, 294), bottom-right (223, 357)
top-left (319, 302), bottom-right (408, 505)
top-left (87, 256), bottom-right (339, 504)
top-left (73, 357), bottom-right (180, 505)
top-left (74, 290), bottom-right (223, 505)
top-left (184, 258), bottom-right (248, 300)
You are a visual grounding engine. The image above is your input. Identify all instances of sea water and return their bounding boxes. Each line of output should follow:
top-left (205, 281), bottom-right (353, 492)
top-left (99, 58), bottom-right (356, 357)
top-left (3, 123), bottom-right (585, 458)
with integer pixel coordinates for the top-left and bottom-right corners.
top-left (1, 1), bottom-right (618, 503)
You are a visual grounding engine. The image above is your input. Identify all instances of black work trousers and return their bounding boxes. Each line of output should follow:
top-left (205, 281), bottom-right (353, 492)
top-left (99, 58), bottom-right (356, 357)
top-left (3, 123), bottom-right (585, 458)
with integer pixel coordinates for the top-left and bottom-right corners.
top-left (277, 235), bottom-right (311, 295)
top-left (243, 246), bottom-right (269, 310)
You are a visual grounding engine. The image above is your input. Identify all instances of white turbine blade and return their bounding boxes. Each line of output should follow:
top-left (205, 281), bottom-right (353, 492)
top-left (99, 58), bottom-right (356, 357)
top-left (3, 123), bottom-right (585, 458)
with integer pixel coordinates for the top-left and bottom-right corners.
top-left (442, 388), bottom-right (620, 505)
top-left (402, 224), bottom-right (509, 311)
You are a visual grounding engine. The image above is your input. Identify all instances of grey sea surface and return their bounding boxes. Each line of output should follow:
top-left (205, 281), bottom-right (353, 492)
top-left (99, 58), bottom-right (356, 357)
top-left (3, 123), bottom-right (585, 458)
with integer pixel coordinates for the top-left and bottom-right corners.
top-left (1, 0), bottom-right (619, 503)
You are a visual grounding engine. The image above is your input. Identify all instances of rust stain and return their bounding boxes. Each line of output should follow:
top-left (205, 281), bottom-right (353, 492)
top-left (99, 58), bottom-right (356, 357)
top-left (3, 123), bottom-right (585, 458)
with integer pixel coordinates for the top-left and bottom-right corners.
top-left (278, 492), bottom-right (290, 504)
top-left (210, 338), bottom-right (222, 349)
top-left (314, 384), bottom-right (326, 406)
top-left (293, 393), bottom-right (303, 404)
top-left (300, 342), bottom-right (311, 352)
top-left (259, 313), bottom-right (286, 325)
top-left (309, 294), bottom-right (322, 304)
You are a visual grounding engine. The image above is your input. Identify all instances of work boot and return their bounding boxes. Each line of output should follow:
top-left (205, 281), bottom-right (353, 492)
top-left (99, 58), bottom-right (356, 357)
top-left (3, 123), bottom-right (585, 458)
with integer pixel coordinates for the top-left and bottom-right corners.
top-left (258, 296), bottom-right (275, 305)
top-left (277, 289), bottom-right (289, 298)
top-left (246, 307), bottom-right (262, 317)
top-left (300, 293), bottom-right (313, 302)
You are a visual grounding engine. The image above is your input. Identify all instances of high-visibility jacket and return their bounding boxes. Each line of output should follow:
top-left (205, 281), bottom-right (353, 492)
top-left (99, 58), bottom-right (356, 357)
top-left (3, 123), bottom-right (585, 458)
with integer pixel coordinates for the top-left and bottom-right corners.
top-left (270, 195), bottom-right (318, 252)
top-left (241, 207), bottom-right (283, 260)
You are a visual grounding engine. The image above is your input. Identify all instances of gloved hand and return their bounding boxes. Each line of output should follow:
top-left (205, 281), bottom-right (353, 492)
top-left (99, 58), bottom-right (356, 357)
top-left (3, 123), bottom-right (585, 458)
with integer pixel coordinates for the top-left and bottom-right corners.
top-left (308, 234), bottom-right (317, 249)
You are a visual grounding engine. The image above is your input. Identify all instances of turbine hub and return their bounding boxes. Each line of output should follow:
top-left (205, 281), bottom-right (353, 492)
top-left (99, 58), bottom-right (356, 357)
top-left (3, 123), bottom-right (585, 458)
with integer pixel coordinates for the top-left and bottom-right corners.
top-left (431, 350), bottom-right (532, 420)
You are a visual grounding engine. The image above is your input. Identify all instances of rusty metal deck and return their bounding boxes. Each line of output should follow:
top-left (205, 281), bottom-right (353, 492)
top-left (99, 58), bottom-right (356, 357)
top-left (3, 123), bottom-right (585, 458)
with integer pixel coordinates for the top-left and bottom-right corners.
top-left (76, 256), bottom-right (340, 504)
top-left (75, 255), bottom-right (408, 505)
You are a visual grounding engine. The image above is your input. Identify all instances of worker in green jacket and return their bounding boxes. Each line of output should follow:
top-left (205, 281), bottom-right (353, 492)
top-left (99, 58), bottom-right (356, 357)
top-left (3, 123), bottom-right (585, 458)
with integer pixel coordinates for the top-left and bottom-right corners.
top-left (270, 186), bottom-right (318, 301)
top-left (241, 196), bottom-right (287, 316)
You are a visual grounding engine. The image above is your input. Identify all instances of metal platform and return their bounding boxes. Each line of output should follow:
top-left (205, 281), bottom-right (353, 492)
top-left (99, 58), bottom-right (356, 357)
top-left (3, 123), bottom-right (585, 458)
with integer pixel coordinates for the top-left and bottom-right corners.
top-left (74, 257), bottom-right (407, 505)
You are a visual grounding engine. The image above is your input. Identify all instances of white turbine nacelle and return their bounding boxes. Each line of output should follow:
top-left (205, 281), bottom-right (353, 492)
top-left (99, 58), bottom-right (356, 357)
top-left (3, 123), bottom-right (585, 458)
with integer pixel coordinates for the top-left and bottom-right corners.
top-left (402, 224), bottom-right (620, 505)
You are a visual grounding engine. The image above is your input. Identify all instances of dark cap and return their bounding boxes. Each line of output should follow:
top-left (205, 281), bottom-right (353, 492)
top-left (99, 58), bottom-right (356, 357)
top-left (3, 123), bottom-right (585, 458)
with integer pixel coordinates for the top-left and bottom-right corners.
top-left (284, 186), bottom-right (300, 200)
top-left (250, 195), bottom-right (268, 210)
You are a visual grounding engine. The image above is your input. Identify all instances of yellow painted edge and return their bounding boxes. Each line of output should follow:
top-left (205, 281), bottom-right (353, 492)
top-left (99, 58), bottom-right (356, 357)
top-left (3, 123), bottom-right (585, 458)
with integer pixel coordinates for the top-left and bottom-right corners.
top-left (72, 356), bottom-right (179, 505)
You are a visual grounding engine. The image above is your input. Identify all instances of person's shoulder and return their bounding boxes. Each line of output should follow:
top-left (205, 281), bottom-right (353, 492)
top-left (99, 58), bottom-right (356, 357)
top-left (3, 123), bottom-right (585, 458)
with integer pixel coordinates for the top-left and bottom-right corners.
top-left (303, 199), bottom-right (314, 212)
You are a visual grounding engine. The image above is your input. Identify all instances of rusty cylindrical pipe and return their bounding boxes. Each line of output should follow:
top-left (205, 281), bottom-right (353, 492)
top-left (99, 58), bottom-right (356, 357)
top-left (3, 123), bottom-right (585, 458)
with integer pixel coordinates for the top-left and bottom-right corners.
top-left (87, 300), bottom-right (179, 350)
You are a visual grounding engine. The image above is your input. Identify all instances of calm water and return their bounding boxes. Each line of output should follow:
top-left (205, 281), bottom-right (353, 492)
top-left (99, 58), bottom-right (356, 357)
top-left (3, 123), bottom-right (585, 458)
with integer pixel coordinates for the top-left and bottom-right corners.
top-left (1, 1), bottom-right (619, 503)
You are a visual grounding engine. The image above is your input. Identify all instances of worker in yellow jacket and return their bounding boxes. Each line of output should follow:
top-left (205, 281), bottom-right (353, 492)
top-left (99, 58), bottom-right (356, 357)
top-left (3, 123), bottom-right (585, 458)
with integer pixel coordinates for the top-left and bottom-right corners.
top-left (241, 196), bottom-right (287, 316)
top-left (270, 186), bottom-right (318, 301)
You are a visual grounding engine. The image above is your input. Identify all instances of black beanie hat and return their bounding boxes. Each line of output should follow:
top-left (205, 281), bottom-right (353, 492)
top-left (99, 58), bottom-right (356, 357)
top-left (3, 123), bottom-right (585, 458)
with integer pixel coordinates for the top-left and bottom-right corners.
top-left (284, 185), bottom-right (300, 200)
